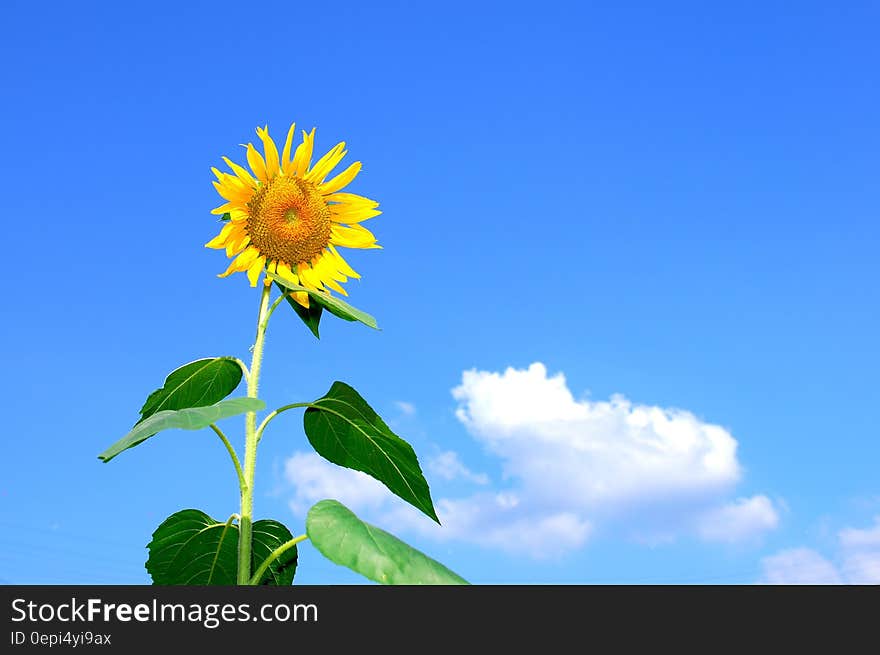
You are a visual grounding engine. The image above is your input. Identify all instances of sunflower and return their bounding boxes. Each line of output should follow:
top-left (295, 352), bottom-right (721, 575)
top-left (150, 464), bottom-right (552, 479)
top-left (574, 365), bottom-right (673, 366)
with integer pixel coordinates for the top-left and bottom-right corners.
top-left (206, 123), bottom-right (381, 306)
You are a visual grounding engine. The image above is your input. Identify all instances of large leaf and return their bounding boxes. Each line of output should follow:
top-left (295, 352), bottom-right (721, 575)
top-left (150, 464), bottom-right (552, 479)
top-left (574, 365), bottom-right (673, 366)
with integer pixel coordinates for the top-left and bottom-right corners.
top-left (307, 500), bottom-right (467, 585)
top-left (304, 381), bottom-right (438, 522)
top-left (146, 510), bottom-right (238, 584)
top-left (99, 397), bottom-right (264, 462)
top-left (146, 509), bottom-right (298, 585)
top-left (275, 281), bottom-right (323, 339)
top-left (138, 357), bottom-right (244, 424)
top-left (268, 271), bottom-right (378, 330)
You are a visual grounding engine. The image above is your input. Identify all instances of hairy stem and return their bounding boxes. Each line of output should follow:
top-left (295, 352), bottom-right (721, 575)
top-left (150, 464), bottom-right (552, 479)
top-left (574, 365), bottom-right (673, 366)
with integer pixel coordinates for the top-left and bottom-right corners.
top-left (237, 280), bottom-right (273, 584)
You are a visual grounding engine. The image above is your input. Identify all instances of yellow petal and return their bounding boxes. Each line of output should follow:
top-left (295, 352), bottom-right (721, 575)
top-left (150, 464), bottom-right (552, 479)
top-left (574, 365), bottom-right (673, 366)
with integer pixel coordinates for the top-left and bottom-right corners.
top-left (326, 192), bottom-right (379, 209)
top-left (318, 251), bottom-right (348, 282)
top-left (246, 256), bottom-right (266, 286)
top-left (222, 156), bottom-right (257, 187)
top-left (246, 143), bottom-right (268, 183)
top-left (305, 142), bottom-right (346, 184)
top-left (281, 123), bottom-right (296, 174)
top-left (216, 172), bottom-right (248, 192)
top-left (212, 179), bottom-right (250, 204)
top-left (276, 261), bottom-right (297, 282)
top-left (225, 229), bottom-right (249, 257)
top-left (330, 224), bottom-right (380, 249)
top-left (256, 126), bottom-right (280, 178)
top-left (322, 276), bottom-right (347, 295)
top-left (218, 260), bottom-right (241, 278)
top-left (292, 128), bottom-right (315, 177)
top-left (205, 222), bottom-right (236, 249)
top-left (211, 201), bottom-right (236, 215)
top-left (319, 162), bottom-right (362, 195)
top-left (218, 246), bottom-right (259, 277)
top-left (233, 246), bottom-right (261, 269)
top-left (314, 257), bottom-right (348, 294)
top-left (211, 168), bottom-right (231, 184)
top-left (297, 262), bottom-right (323, 290)
top-left (330, 205), bottom-right (382, 224)
top-left (328, 244), bottom-right (361, 279)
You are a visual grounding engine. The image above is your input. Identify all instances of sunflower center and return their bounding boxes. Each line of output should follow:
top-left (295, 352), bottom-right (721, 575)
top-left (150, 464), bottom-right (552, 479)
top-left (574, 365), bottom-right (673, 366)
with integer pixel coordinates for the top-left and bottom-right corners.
top-left (246, 176), bottom-right (331, 265)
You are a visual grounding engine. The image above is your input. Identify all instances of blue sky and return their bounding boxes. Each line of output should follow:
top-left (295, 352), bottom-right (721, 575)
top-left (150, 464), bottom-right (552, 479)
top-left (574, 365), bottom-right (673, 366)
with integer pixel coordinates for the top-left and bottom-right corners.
top-left (2, 0), bottom-right (878, 584)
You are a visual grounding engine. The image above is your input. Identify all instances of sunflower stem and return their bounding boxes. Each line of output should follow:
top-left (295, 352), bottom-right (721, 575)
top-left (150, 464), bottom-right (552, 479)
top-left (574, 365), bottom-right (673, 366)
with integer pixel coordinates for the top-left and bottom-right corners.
top-left (238, 279), bottom-right (273, 585)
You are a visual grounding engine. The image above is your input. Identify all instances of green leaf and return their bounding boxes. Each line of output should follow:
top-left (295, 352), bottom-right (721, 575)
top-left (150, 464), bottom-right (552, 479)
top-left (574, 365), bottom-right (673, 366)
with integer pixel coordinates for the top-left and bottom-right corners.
top-left (146, 509), bottom-right (298, 585)
top-left (304, 381), bottom-right (438, 522)
top-left (146, 510), bottom-right (238, 584)
top-left (275, 281), bottom-right (323, 339)
top-left (250, 520), bottom-right (299, 585)
top-left (219, 212), bottom-right (231, 222)
top-left (267, 271), bottom-right (378, 330)
top-left (138, 357), bottom-right (244, 424)
top-left (307, 500), bottom-right (467, 585)
top-left (99, 397), bottom-right (264, 462)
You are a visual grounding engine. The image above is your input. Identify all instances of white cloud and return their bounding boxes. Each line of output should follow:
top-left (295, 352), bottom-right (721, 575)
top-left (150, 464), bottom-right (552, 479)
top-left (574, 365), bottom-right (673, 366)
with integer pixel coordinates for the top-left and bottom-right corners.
top-left (759, 548), bottom-right (843, 584)
top-left (452, 363), bottom-right (742, 508)
top-left (695, 496), bottom-right (780, 544)
top-left (282, 362), bottom-right (778, 558)
top-left (839, 515), bottom-right (880, 549)
top-left (841, 551), bottom-right (880, 584)
top-left (284, 452), bottom-right (389, 515)
top-left (381, 493), bottom-right (592, 558)
top-left (760, 516), bottom-right (880, 584)
top-left (839, 516), bottom-right (880, 584)
top-left (394, 401), bottom-right (416, 416)
top-left (427, 451), bottom-right (489, 485)
top-left (282, 453), bottom-right (586, 558)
